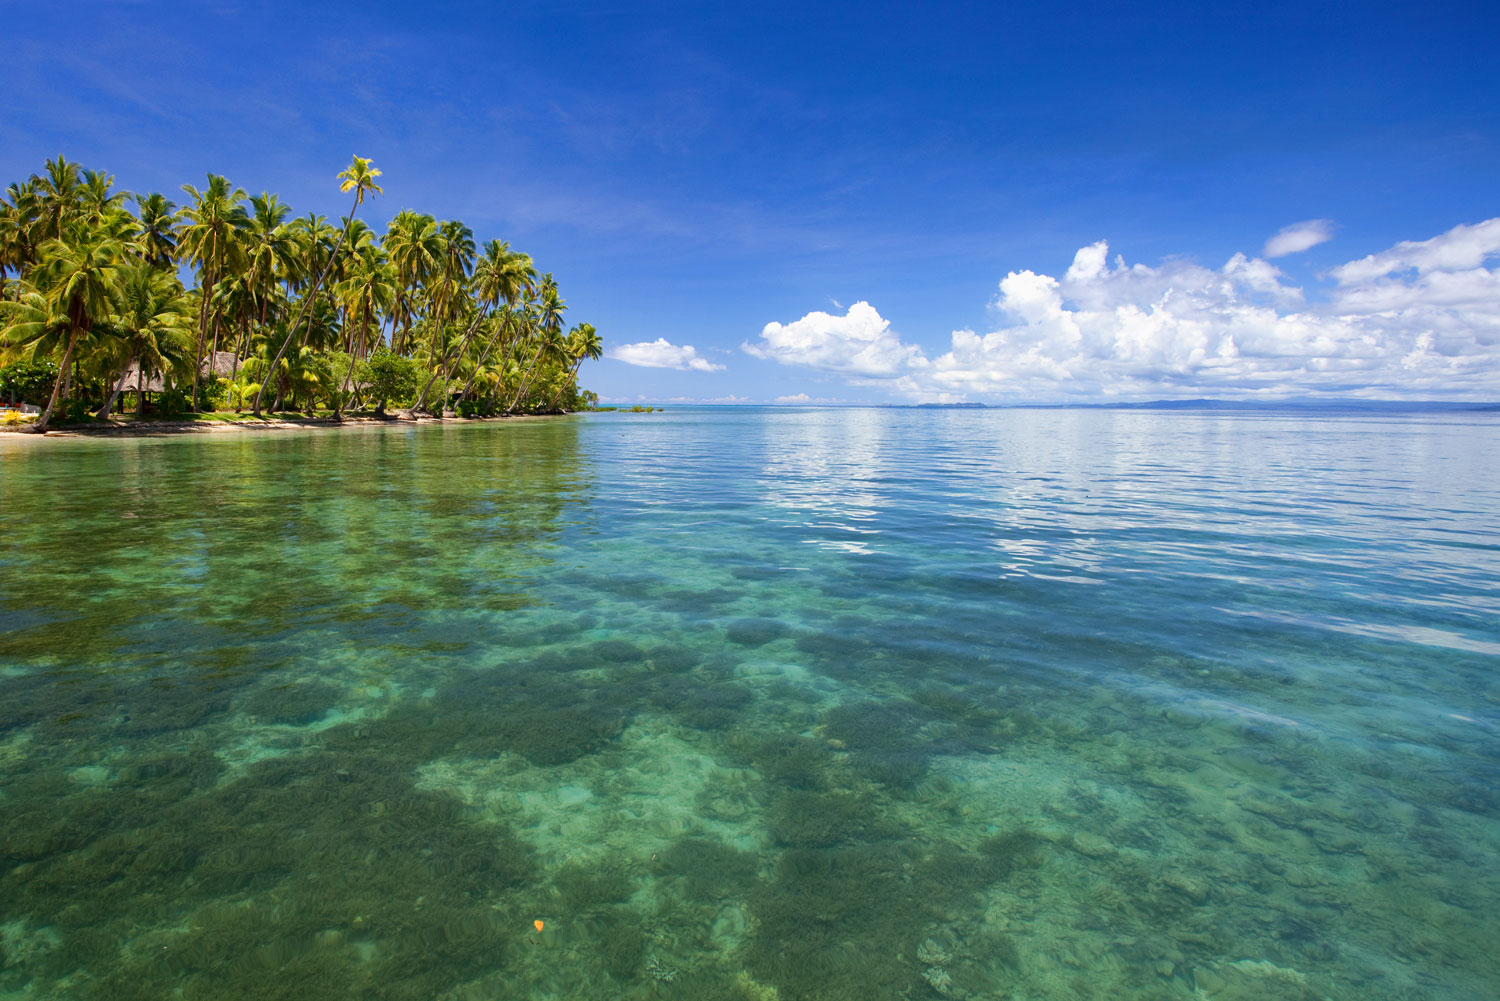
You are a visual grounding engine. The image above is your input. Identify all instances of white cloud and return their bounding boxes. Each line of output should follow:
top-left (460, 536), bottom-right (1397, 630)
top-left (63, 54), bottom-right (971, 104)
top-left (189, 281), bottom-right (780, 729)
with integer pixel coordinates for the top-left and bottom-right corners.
top-left (608, 337), bottom-right (724, 372)
top-left (743, 301), bottom-right (927, 378)
top-left (1264, 219), bottom-right (1336, 258)
top-left (1329, 217), bottom-right (1500, 282)
top-left (774, 393), bottom-right (847, 404)
top-left (755, 218), bottom-right (1500, 401)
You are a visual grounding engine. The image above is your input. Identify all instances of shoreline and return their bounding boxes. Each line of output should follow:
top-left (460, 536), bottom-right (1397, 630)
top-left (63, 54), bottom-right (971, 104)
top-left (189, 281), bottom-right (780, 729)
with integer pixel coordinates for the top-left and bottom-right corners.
top-left (0, 411), bottom-right (572, 439)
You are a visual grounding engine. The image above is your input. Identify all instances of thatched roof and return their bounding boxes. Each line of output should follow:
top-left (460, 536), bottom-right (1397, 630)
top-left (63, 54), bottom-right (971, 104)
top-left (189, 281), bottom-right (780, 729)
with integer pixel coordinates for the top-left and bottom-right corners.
top-left (113, 352), bottom-right (238, 394)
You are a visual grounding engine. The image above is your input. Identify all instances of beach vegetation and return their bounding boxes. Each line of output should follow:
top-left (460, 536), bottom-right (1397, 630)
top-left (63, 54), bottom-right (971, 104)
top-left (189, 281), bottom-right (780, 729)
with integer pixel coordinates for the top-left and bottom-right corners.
top-left (0, 156), bottom-right (603, 431)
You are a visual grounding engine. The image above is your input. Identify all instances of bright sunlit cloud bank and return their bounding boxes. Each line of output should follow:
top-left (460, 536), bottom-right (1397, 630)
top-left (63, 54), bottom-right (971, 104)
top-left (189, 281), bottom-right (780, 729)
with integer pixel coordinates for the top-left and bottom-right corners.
top-left (747, 218), bottom-right (1500, 403)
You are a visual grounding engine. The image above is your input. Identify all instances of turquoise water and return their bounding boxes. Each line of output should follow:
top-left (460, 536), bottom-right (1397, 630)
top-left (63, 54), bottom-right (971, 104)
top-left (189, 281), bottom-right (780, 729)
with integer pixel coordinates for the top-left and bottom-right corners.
top-left (1, 407), bottom-right (1498, 1001)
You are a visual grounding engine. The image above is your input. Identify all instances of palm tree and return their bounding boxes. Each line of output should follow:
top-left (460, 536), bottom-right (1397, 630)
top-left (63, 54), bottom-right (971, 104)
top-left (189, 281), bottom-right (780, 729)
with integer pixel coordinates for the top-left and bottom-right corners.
top-left (509, 273), bottom-right (564, 413)
top-left (33, 156), bottom-right (84, 242)
top-left (443, 241), bottom-right (533, 404)
top-left (0, 285), bottom-right (70, 371)
top-left (96, 262), bottom-right (194, 418)
top-left (0, 183), bottom-right (40, 300)
top-left (177, 174), bottom-right (249, 409)
top-left (253, 155), bottom-right (381, 416)
top-left (331, 243), bottom-right (394, 417)
top-left (382, 210), bottom-right (441, 355)
top-left (132, 193), bottom-right (178, 268)
top-left (17, 228), bottom-right (125, 430)
top-left (548, 322), bottom-right (602, 410)
top-left (80, 169), bottom-right (127, 225)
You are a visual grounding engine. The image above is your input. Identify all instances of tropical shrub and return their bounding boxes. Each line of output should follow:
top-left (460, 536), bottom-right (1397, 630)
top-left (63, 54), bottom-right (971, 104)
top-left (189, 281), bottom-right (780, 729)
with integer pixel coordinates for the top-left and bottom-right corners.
top-left (0, 360), bottom-right (58, 406)
top-left (361, 350), bottom-right (419, 415)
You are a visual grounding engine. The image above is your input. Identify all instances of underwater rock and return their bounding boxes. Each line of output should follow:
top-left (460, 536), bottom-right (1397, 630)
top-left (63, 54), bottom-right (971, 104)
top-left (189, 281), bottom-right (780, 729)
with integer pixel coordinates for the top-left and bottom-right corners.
top-left (1070, 831), bottom-right (1114, 858)
top-left (1161, 871), bottom-right (1208, 903)
top-left (725, 617), bottom-right (792, 646)
top-left (1193, 959), bottom-right (1324, 1001)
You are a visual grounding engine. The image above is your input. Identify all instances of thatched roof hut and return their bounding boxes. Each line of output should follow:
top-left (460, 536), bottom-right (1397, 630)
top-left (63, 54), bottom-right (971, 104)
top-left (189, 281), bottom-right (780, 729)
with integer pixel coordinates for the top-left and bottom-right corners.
top-left (113, 352), bottom-right (239, 394)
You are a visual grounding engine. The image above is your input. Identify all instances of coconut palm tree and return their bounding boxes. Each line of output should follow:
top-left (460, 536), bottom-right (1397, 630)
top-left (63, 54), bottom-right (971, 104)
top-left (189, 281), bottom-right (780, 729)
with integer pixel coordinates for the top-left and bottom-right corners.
top-left (16, 228), bottom-right (125, 430)
top-left (331, 242), bottom-right (394, 417)
top-left (33, 156), bottom-right (84, 243)
top-left (80, 169), bottom-right (128, 226)
top-left (0, 285), bottom-right (70, 369)
top-left (95, 262), bottom-right (194, 418)
top-left (177, 174), bottom-right (249, 408)
top-left (440, 241), bottom-right (534, 404)
top-left (509, 274), bottom-right (564, 413)
top-left (132, 193), bottom-right (178, 268)
top-left (548, 322), bottom-right (602, 410)
top-left (382, 210), bottom-right (442, 354)
top-left (0, 182), bottom-right (40, 300)
top-left (254, 156), bottom-right (381, 415)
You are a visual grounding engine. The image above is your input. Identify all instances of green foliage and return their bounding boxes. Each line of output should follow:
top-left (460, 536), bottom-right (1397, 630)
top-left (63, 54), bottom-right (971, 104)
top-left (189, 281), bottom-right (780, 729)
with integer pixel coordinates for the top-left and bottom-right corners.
top-left (199, 373), bottom-right (227, 410)
top-left (156, 386), bottom-right (190, 416)
top-left (360, 348), bottom-right (418, 412)
top-left (456, 397), bottom-right (498, 418)
top-left (0, 359), bottom-right (57, 404)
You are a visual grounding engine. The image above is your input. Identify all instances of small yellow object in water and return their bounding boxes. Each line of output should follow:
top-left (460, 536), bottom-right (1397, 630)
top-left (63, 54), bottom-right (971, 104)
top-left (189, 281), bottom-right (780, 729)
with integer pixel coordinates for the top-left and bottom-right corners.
top-left (534, 919), bottom-right (545, 932)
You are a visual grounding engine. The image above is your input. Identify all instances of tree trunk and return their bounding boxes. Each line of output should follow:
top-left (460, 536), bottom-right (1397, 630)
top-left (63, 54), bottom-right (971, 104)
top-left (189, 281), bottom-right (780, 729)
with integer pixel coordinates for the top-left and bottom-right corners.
top-left (415, 306), bottom-right (487, 413)
top-left (229, 318), bottom-right (246, 412)
top-left (334, 302), bottom-right (373, 421)
top-left (96, 356), bottom-right (135, 420)
top-left (508, 334), bottom-right (547, 414)
top-left (253, 194), bottom-right (359, 416)
top-left (30, 329), bottom-right (80, 433)
top-left (191, 264), bottom-right (214, 411)
top-left (548, 360), bottom-right (583, 411)
top-left (206, 309), bottom-right (222, 412)
top-left (460, 314), bottom-right (511, 401)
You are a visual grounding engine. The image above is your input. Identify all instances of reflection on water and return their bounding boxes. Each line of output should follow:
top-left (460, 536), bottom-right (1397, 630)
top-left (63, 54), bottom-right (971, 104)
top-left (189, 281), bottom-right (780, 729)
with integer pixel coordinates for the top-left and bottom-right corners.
top-left (1, 408), bottom-right (1498, 1001)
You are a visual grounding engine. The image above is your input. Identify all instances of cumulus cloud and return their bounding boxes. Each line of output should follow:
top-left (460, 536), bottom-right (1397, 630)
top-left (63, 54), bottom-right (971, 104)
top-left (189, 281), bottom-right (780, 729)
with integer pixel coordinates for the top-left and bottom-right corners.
top-left (743, 301), bottom-right (927, 377)
top-left (608, 337), bottom-right (724, 372)
top-left (1264, 219), bottom-right (1336, 258)
top-left (755, 217), bottom-right (1500, 401)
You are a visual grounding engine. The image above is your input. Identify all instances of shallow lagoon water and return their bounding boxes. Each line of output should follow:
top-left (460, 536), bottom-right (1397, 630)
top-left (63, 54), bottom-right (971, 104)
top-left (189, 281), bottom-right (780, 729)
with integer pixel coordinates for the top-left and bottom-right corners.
top-left (1, 406), bottom-right (1498, 1000)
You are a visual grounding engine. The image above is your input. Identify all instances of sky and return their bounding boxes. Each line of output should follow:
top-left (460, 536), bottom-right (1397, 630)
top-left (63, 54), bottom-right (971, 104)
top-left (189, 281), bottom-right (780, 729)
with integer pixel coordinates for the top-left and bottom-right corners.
top-left (5, 0), bottom-right (1499, 403)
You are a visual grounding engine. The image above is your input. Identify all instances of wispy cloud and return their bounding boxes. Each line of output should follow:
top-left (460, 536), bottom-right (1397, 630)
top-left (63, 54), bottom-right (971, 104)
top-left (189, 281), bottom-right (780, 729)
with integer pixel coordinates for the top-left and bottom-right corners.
top-left (608, 338), bottom-right (725, 372)
top-left (1263, 219), bottom-right (1335, 258)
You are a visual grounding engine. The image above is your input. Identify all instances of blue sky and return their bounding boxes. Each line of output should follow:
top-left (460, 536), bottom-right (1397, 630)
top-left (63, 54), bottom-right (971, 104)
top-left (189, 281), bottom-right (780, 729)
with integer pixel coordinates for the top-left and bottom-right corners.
top-left (6, 1), bottom-right (1499, 402)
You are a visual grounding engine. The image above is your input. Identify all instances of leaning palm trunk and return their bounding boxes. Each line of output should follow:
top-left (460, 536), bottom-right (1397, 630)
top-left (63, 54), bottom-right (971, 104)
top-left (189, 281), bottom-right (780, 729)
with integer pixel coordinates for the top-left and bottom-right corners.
top-left (414, 306), bottom-right (488, 413)
top-left (508, 338), bottom-right (547, 414)
top-left (253, 200), bottom-right (359, 417)
top-left (96, 355), bottom-right (136, 420)
top-left (30, 330), bottom-right (80, 433)
top-left (190, 263), bottom-right (215, 411)
top-left (547, 361), bottom-right (583, 412)
top-left (333, 303), bottom-right (372, 421)
top-left (460, 319), bottom-right (509, 401)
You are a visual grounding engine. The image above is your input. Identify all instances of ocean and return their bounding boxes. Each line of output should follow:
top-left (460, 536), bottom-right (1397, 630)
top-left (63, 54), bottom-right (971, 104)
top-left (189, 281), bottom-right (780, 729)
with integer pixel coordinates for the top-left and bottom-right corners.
top-left (1, 405), bottom-right (1497, 1000)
